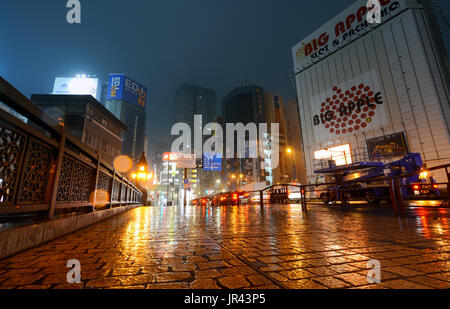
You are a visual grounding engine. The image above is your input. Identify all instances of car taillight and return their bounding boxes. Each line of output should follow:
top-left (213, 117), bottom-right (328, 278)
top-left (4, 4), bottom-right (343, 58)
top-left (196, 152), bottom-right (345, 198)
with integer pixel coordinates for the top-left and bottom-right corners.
top-left (232, 194), bottom-right (238, 200)
top-left (413, 185), bottom-right (420, 190)
top-left (220, 197), bottom-right (225, 201)
top-left (433, 184), bottom-right (439, 189)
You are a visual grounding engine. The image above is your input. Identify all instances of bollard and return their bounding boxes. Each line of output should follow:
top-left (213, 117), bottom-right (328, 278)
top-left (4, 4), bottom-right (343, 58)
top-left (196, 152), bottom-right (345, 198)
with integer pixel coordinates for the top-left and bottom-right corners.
top-left (393, 177), bottom-right (405, 216)
top-left (388, 178), bottom-right (399, 216)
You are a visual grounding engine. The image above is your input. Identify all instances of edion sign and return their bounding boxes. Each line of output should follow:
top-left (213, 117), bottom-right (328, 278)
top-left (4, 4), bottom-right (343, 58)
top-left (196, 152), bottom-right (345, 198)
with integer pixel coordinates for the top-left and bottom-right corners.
top-left (292, 0), bottom-right (408, 71)
top-left (107, 74), bottom-right (147, 108)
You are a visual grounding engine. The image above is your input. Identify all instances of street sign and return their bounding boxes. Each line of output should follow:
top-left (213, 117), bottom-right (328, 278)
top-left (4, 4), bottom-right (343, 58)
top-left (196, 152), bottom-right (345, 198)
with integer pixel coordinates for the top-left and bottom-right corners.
top-left (203, 152), bottom-right (222, 172)
top-left (183, 179), bottom-right (191, 189)
top-left (176, 154), bottom-right (196, 169)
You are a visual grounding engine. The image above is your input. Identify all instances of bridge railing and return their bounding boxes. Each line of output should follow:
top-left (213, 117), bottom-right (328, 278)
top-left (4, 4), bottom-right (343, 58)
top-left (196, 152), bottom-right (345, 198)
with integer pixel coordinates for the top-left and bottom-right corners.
top-left (0, 76), bottom-right (143, 218)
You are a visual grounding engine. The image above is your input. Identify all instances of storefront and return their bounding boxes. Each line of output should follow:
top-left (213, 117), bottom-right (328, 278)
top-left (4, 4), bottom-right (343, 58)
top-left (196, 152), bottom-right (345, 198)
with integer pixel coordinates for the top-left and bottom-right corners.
top-left (292, 0), bottom-right (450, 183)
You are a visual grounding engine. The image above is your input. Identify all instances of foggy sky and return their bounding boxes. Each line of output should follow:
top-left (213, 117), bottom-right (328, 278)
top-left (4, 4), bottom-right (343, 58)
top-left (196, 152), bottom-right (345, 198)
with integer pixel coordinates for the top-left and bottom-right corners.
top-left (1, 0), bottom-right (449, 155)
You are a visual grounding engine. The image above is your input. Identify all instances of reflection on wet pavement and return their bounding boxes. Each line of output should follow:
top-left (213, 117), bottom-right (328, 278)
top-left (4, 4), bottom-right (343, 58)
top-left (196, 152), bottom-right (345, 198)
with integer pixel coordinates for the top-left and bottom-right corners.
top-left (0, 204), bottom-right (449, 289)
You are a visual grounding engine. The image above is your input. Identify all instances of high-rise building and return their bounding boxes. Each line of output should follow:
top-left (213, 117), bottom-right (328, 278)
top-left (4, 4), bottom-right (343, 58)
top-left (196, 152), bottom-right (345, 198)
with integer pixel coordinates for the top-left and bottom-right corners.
top-left (285, 98), bottom-right (307, 184)
top-left (264, 92), bottom-right (290, 184)
top-left (222, 85), bottom-right (266, 186)
top-left (31, 94), bottom-right (126, 165)
top-left (174, 83), bottom-right (216, 132)
top-left (292, 0), bottom-right (450, 183)
top-left (103, 74), bottom-right (147, 161)
top-left (222, 85), bottom-right (265, 125)
top-left (174, 84), bottom-right (217, 196)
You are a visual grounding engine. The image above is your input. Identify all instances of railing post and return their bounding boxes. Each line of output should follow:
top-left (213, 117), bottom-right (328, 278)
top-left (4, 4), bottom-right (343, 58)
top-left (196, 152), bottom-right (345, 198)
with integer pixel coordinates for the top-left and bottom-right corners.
top-left (394, 177), bottom-right (405, 216)
top-left (120, 174), bottom-right (124, 206)
top-left (389, 178), bottom-right (399, 216)
top-left (260, 191), bottom-right (264, 208)
top-left (109, 169), bottom-right (115, 209)
top-left (48, 126), bottom-right (66, 219)
top-left (446, 167), bottom-right (450, 207)
top-left (301, 186), bottom-right (307, 211)
top-left (91, 152), bottom-right (101, 212)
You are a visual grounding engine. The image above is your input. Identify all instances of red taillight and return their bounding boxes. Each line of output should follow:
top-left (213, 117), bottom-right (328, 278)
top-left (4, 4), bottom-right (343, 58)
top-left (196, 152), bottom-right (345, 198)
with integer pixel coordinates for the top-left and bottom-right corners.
top-left (433, 184), bottom-right (439, 189)
top-left (202, 199), bottom-right (207, 204)
top-left (413, 185), bottom-right (420, 190)
top-left (232, 194), bottom-right (238, 201)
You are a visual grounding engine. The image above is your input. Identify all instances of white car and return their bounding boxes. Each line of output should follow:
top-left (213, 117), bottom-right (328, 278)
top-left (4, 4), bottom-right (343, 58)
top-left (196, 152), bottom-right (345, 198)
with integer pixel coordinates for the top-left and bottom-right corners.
top-left (287, 184), bottom-right (302, 202)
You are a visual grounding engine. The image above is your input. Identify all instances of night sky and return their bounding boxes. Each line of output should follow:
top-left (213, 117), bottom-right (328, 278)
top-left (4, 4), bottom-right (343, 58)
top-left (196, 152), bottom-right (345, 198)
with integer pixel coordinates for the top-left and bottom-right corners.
top-left (1, 0), bottom-right (449, 155)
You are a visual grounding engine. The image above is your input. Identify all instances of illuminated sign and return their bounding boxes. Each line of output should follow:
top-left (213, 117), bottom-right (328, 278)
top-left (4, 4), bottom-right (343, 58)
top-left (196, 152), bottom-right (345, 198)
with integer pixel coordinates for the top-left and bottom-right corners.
top-left (107, 74), bottom-right (147, 108)
top-left (314, 144), bottom-right (352, 166)
top-left (177, 154), bottom-right (196, 169)
top-left (163, 152), bottom-right (178, 161)
top-left (203, 153), bottom-right (222, 172)
top-left (292, 0), bottom-right (408, 71)
top-left (52, 77), bottom-right (100, 100)
top-left (367, 132), bottom-right (408, 160)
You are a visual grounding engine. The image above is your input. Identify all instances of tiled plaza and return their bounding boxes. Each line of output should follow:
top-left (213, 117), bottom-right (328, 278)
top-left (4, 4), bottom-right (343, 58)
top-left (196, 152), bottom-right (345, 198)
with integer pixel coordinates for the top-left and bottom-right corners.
top-left (0, 205), bottom-right (449, 289)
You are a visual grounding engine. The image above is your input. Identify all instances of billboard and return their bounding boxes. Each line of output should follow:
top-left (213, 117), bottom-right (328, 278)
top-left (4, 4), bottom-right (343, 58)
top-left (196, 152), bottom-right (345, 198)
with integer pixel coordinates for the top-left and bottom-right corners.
top-left (52, 77), bottom-right (100, 100)
top-left (177, 154), bottom-right (196, 169)
top-left (309, 71), bottom-right (389, 139)
top-left (203, 153), bottom-right (222, 172)
top-left (367, 132), bottom-right (409, 160)
top-left (107, 74), bottom-right (147, 108)
top-left (292, 0), bottom-right (410, 72)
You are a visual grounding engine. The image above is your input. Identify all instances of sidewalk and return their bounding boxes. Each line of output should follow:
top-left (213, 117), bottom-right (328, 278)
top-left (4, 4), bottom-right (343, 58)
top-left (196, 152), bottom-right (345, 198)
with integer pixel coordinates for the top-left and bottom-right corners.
top-left (0, 205), bottom-right (449, 289)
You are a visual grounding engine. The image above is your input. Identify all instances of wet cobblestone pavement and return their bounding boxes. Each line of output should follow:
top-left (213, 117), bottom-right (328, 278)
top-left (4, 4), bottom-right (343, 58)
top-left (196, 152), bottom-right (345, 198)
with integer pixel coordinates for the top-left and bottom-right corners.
top-left (0, 205), bottom-right (449, 289)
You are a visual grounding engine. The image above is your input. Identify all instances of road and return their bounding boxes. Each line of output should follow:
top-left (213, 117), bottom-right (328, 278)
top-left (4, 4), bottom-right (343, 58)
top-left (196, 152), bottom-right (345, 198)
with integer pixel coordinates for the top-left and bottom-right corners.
top-left (0, 204), bottom-right (449, 289)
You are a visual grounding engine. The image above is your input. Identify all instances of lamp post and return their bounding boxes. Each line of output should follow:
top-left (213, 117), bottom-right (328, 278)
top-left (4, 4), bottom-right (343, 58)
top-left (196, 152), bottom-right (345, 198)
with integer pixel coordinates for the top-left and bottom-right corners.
top-left (286, 147), bottom-right (293, 183)
top-left (131, 152), bottom-right (153, 205)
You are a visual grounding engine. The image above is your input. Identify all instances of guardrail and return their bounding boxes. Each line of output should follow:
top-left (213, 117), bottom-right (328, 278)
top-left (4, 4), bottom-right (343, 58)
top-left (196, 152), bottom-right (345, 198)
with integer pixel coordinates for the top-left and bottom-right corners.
top-left (0, 76), bottom-right (143, 219)
top-left (198, 164), bottom-right (450, 217)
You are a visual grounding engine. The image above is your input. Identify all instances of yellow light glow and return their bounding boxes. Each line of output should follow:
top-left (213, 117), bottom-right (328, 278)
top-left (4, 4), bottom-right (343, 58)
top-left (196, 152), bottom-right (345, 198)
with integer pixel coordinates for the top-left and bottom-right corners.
top-left (113, 155), bottom-right (133, 173)
top-left (287, 148), bottom-right (292, 154)
top-left (314, 144), bottom-right (352, 166)
top-left (132, 173), bottom-right (137, 179)
top-left (140, 166), bottom-right (145, 172)
top-left (419, 171), bottom-right (429, 180)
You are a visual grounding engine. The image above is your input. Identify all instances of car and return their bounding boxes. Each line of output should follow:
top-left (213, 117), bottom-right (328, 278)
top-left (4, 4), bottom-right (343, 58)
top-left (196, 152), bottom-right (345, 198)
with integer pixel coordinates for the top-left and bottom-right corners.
top-left (287, 184), bottom-right (302, 202)
top-left (214, 192), bottom-right (240, 206)
top-left (191, 197), bottom-right (209, 206)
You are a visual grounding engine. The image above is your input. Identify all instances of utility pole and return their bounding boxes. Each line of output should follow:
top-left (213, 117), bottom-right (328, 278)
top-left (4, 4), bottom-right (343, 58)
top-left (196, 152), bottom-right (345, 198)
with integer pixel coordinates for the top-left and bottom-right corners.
top-left (166, 160), bottom-right (169, 206)
top-left (183, 168), bottom-right (188, 207)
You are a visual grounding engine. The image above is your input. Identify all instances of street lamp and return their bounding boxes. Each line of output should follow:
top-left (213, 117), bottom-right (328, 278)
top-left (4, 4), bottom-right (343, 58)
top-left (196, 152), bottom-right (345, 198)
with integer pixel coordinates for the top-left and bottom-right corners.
top-left (132, 154), bottom-right (153, 182)
top-left (131, 152), bottom-right (153, 205)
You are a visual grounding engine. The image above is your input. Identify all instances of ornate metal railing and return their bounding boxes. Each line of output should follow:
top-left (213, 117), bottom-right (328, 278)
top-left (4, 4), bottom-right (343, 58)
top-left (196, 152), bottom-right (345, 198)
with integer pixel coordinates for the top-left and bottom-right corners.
top-left (0, 76), bottom-right (143, 218)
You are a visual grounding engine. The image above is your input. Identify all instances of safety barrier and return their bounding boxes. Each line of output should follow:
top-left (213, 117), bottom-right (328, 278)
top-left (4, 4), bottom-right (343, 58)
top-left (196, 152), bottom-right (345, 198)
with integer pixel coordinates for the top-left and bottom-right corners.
top-left (0, 76), bottom-right (143, 219)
